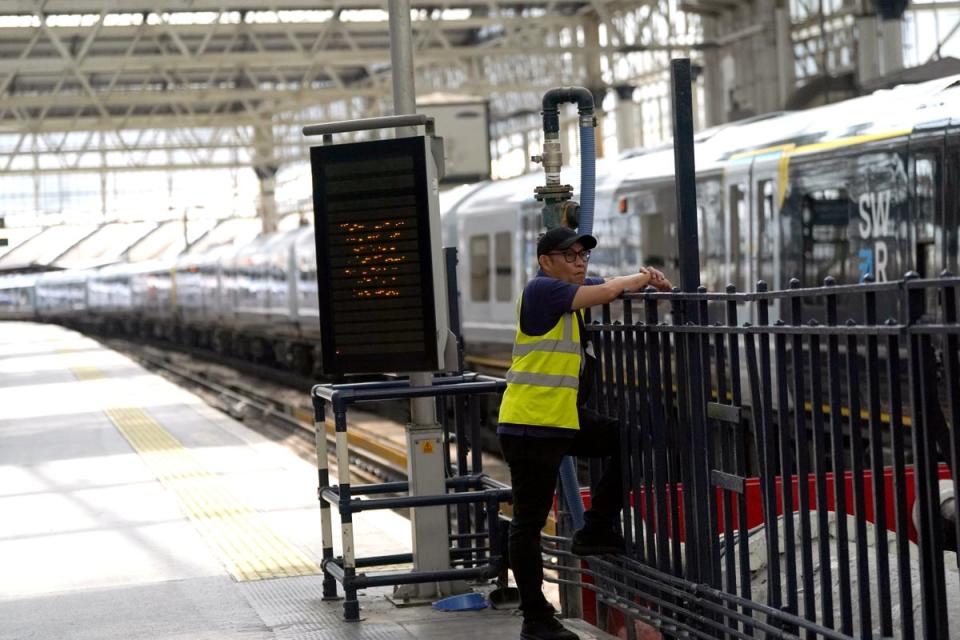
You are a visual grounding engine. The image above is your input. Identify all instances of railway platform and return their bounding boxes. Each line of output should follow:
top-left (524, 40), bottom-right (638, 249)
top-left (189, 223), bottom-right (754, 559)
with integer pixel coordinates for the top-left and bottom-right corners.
top-left (0, 322), bottom-right (611, 640)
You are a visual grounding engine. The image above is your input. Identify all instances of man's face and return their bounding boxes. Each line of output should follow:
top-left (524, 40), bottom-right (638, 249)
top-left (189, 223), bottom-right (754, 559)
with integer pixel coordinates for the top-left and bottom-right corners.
top-left (539, 241), bottom-right (588, 284)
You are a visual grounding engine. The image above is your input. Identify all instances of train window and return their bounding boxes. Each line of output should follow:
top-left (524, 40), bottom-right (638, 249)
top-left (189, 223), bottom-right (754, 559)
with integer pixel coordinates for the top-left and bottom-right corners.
top-left (588, 214), bottom-right (642, 277)
top-left (728, 183), bottom-right (747, 292)
top-left (914, 155), bottom-right (937, 279)
top-left (948, 152), bottom-right (960, 276)
top-left (637, 184), bottom-right (677, 277)
top-left (697, 179), bottom-right (723, 292)
top-left (470, 234), bottom-right (490, 302)
top-left (494, 232), bottom-right (512, 301)
top-left (757, 180), bottom-right (776, 287)
top-left (802, 188), bottom-right (851, 287)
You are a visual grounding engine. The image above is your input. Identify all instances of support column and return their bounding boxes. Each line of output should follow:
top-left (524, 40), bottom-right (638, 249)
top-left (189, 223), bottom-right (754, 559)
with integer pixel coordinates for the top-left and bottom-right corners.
top-left (583, 12), bottom-right (607, 158)
top-left (388, 0), bottom-right (463, 601)
top-left (702, 17), bottom-right (727, 125)
top-left (33, 133), bottom-right (40, 218)
top-left (879, 16), bottom-right (904, 77)
top-left (857, 14), bottom-right (903, 86)
top-left (751, 0), bottom-right (786, 114)
top-left (775, 6), bottom-right (796, 107)
top-left (253, 120), bottom-right (279, 235)
top-left (100, 131), bottom-right (108, 224)
top-left (396, 375), bottom-right (464, 600)
top-left (614, 85), bottom-right (637, 153)
top-left (389, 0), bottom-right (417, 138)
top-left (857, 16), bottom-right (881, 85)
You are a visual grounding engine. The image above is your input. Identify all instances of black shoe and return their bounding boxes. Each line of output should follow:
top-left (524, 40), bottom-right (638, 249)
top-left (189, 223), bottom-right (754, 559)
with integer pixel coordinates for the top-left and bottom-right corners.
top-left (570, 526), bottom-right (626, 556)
top-left (520, 616), bottom-right (579, 640)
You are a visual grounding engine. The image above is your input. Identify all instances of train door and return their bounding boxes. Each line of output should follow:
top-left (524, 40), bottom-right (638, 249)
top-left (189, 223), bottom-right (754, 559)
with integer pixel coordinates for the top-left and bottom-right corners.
top-left (724, 165), bottom-right (751, 293)
top-left (751, 162), bottom-right (781, 291)
top-left (944, 130), bottom-right (960, 277)
top-left (752, 159), bottom-right (782, 323)
top-left (460, 209), bottom-right (518, 348)
top-left (909, 135), bottom-right (942, 317)
top-left (520, 203), bottom-right (541, 283)
top-left (696, 175), bottom-right (724, 294)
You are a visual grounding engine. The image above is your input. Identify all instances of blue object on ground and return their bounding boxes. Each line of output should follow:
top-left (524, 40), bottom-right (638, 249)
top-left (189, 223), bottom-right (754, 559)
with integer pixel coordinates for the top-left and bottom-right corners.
top-left (432, 592), bottom-right (488, 611)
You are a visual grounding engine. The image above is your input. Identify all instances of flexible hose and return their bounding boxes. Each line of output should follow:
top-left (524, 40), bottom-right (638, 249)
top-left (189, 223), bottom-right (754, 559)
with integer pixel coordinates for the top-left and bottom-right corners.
top-left (578, 125), bottom-right (596, 236)
top-left (558, 454), bottom-right (585, 530)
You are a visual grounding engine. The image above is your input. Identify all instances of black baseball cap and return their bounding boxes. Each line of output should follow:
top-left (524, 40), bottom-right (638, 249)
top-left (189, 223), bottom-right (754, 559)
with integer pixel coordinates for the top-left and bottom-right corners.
top-left (537, 226), bottom-right (598, 257)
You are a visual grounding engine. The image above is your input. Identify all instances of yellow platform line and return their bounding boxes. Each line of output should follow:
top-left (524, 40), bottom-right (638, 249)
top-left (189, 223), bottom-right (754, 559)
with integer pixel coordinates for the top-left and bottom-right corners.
top-left (104, 406), bottom-right (322, 581)
top-left (70, 366), bottom-right (107, 381)
top-left (53, 341), bottom-right (108, 380)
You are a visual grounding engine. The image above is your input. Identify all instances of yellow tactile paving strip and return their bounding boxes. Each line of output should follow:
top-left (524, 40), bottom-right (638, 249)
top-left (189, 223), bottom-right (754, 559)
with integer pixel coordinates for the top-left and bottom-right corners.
top-left (104, 406), bottom-right (322, 581)
top-left (70, 366), bottom-right (107, 381)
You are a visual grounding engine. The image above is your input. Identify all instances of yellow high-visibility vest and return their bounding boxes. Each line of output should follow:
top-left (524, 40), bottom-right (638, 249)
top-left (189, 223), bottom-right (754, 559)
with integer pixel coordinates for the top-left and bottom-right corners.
top-left (498, 295), bottom-right (582, 430)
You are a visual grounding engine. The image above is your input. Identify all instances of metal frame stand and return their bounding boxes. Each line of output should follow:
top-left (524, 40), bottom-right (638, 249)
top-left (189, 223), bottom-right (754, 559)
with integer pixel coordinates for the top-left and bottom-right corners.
top-left (312, 374), bottom-right (512, 621)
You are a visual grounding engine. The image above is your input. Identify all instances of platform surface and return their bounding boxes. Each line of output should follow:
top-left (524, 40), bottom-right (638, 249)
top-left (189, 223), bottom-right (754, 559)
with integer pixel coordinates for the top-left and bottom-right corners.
top-left (0, 322), bottom-right (610, 640)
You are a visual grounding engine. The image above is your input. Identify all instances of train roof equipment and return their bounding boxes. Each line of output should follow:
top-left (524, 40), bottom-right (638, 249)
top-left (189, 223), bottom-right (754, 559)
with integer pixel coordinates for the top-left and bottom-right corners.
top-left (0, 224), bottom-right (98, 274)
top-left (55, 221), bottom-right (157, 270)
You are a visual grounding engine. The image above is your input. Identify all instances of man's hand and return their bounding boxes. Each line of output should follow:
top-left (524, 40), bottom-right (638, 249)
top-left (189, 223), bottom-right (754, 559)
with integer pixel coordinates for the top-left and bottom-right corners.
top-left (571, 267), bottom-right (672, 309)
top-left (642, 266), bottom-right (673, 292)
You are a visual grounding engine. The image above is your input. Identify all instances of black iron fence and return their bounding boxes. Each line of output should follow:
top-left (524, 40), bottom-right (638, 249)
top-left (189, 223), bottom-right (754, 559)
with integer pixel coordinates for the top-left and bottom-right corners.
top-left (555, 273), bottom-right (959, 639)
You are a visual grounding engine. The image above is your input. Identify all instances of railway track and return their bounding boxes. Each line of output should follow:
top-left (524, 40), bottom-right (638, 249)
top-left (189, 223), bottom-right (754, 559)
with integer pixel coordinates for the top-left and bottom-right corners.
top-left (107, 338), bottom-right (410, 485)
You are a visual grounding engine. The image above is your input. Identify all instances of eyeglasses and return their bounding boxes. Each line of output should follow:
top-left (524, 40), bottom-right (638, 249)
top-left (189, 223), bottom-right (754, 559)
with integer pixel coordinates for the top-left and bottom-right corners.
top-left (547, 249), bottom-right (591, 263)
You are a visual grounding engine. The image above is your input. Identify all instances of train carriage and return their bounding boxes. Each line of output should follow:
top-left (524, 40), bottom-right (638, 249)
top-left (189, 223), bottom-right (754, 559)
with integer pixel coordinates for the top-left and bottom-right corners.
top-left (9, 74), bottom-right (960, 380)
top-left (0, 274), bottom-right (38, 320)
top-left (35, 269), bottom-right (89, 321)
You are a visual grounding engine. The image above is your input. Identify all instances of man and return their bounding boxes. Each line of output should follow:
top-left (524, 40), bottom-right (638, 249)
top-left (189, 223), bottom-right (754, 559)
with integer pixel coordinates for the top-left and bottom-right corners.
top-left (498, 226), bottom-right (672, 640)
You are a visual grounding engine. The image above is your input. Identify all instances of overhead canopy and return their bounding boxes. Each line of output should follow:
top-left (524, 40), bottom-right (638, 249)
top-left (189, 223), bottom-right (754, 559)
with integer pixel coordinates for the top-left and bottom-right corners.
top-left (0, 1), bottom-right (703, 175)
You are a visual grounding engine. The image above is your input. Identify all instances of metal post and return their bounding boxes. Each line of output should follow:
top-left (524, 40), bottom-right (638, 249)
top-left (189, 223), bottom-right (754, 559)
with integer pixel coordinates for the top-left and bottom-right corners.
top-left (387, 2), bottom-right (460, 599)
top-left (614, 85), bottom-right (637, 152)
top-left (313, 397), bottom-right (339, 601)
top-left (334, 408), bottom-right (359, 620)
top-left (445, 247), bottom-right (465, 374)
top-left (671, 59), bottom-right (701, 295)
top-left (670, 58), bottom-right (713, 586)
top-left (253, 120), bottom-right (279, 234)
top-left (388, 0), bottom-right (417, 138)
top-left (398, 371), bottom-right (460, 601)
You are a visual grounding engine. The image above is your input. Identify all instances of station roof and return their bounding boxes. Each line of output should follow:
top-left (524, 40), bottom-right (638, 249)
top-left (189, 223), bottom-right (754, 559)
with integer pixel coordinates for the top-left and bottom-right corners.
top-left (0, 0), bottom-right (702, 176)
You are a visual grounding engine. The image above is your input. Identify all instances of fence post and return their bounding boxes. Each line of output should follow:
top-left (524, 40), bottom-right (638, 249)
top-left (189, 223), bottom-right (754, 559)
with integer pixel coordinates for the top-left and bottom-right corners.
top-left (904, 273), bottom-right (949, 638)
top-left (670, 58), bottom-right (713, 585)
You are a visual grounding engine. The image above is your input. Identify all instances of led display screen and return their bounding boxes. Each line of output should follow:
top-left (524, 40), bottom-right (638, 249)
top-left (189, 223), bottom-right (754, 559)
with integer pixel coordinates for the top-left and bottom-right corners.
top-left (311, 136), bottom-right (438, 374)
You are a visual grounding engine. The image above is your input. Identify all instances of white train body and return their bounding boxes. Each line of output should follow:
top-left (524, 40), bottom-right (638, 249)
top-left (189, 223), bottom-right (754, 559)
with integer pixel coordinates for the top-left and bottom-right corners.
top-left (4, 75), bottom-right (960, 369)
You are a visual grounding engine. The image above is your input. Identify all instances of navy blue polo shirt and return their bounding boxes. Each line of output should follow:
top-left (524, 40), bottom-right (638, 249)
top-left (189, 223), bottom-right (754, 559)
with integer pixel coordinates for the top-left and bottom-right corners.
top-left (498, 275), bottom-right (603, 439)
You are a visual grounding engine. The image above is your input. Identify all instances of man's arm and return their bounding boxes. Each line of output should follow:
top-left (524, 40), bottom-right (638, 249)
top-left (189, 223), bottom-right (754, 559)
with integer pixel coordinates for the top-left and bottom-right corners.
top-left (570, 267), bottom-right (673, 310)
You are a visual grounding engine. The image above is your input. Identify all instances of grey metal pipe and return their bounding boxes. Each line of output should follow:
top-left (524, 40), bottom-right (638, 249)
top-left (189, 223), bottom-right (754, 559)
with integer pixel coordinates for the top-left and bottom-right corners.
top-left (541, 86), bottom-right (594, 134)
top-left (324, 559), bottom-right (500, 588)
top-left (388, 0), bottom-right (417, 137)
top-left (302, 114), bottom-right (431, 137)
top-left (349, 488), bottom-right (513, 513)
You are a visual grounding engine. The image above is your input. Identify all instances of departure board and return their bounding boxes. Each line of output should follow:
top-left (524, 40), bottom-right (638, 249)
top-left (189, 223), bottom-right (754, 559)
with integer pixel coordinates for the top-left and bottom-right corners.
top-left (311, 136), bottom-right (439, 375)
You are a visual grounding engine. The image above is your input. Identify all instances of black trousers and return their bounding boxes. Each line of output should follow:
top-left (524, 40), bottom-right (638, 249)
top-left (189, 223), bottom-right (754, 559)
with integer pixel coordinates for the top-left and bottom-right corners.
top-left (498, 417), bottom-right (622, 620)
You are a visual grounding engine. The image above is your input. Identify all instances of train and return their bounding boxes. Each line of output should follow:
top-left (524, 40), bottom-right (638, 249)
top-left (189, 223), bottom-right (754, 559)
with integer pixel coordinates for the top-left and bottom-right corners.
top-left (2, 74), bottom-right (960, 375)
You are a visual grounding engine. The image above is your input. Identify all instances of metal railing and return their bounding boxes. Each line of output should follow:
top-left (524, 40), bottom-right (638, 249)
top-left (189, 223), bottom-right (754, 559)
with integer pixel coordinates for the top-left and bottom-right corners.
top-left (557, 273), bottom-right (959, 639)
top-left (311, 373), bottom-right (511, 620)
